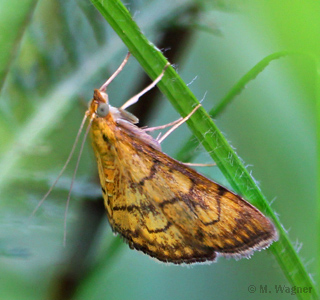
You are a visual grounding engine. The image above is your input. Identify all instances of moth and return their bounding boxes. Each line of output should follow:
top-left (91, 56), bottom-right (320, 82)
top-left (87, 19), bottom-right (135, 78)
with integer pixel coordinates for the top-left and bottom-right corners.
top-left (84, 53), bottom-right (278, 264)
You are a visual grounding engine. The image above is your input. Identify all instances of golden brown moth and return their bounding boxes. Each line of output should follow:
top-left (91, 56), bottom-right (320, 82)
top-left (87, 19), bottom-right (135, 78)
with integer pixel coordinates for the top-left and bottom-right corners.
top-left (86, 56), bottom-right (277, 264)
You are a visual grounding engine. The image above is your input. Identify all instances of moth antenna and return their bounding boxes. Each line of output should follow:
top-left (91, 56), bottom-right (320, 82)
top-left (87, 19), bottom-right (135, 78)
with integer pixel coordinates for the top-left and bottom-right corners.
top-left (158, 104), bottom-right (201, 144)
top-left (121, 63), bottom-right (170, 110)
top-left (99, 52), bottom-right (131, 92)
top-left (31, 114), bottom-right (88, 217)
top-left (63, 116), bottom-right (94, 246)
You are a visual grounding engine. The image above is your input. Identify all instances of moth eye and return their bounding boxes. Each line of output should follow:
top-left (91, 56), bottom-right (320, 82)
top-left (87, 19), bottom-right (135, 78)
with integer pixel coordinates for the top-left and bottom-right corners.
top-left (97, 103), bottom-right (109, 117)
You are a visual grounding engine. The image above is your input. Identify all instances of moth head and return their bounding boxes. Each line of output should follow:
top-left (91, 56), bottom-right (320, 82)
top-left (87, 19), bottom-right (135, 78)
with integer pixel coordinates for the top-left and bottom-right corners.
top-left (88, 89), bottom-right (110, 118)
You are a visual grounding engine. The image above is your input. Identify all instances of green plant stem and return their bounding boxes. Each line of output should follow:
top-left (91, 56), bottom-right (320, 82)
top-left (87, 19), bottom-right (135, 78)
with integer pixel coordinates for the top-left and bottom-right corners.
top-left (90, 0), bottom-right (318, 298)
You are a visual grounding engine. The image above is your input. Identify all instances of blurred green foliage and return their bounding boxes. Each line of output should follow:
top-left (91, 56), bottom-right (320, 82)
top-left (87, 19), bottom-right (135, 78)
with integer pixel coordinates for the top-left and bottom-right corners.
top-left (0, 0), bottom-right (318, 300)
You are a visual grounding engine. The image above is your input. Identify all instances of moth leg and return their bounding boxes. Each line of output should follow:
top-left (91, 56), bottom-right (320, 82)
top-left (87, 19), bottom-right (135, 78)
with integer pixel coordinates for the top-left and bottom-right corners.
top-left (183, 162), bottom-right (216, 167)
top-left (121, 63), bottom-right (170, 110)
top-left (158, 104), bottom-right (201, 143)
top-left (143, 117), bottom-right (183, 132)
top-left (99, 52), bottom-right (131, 92)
